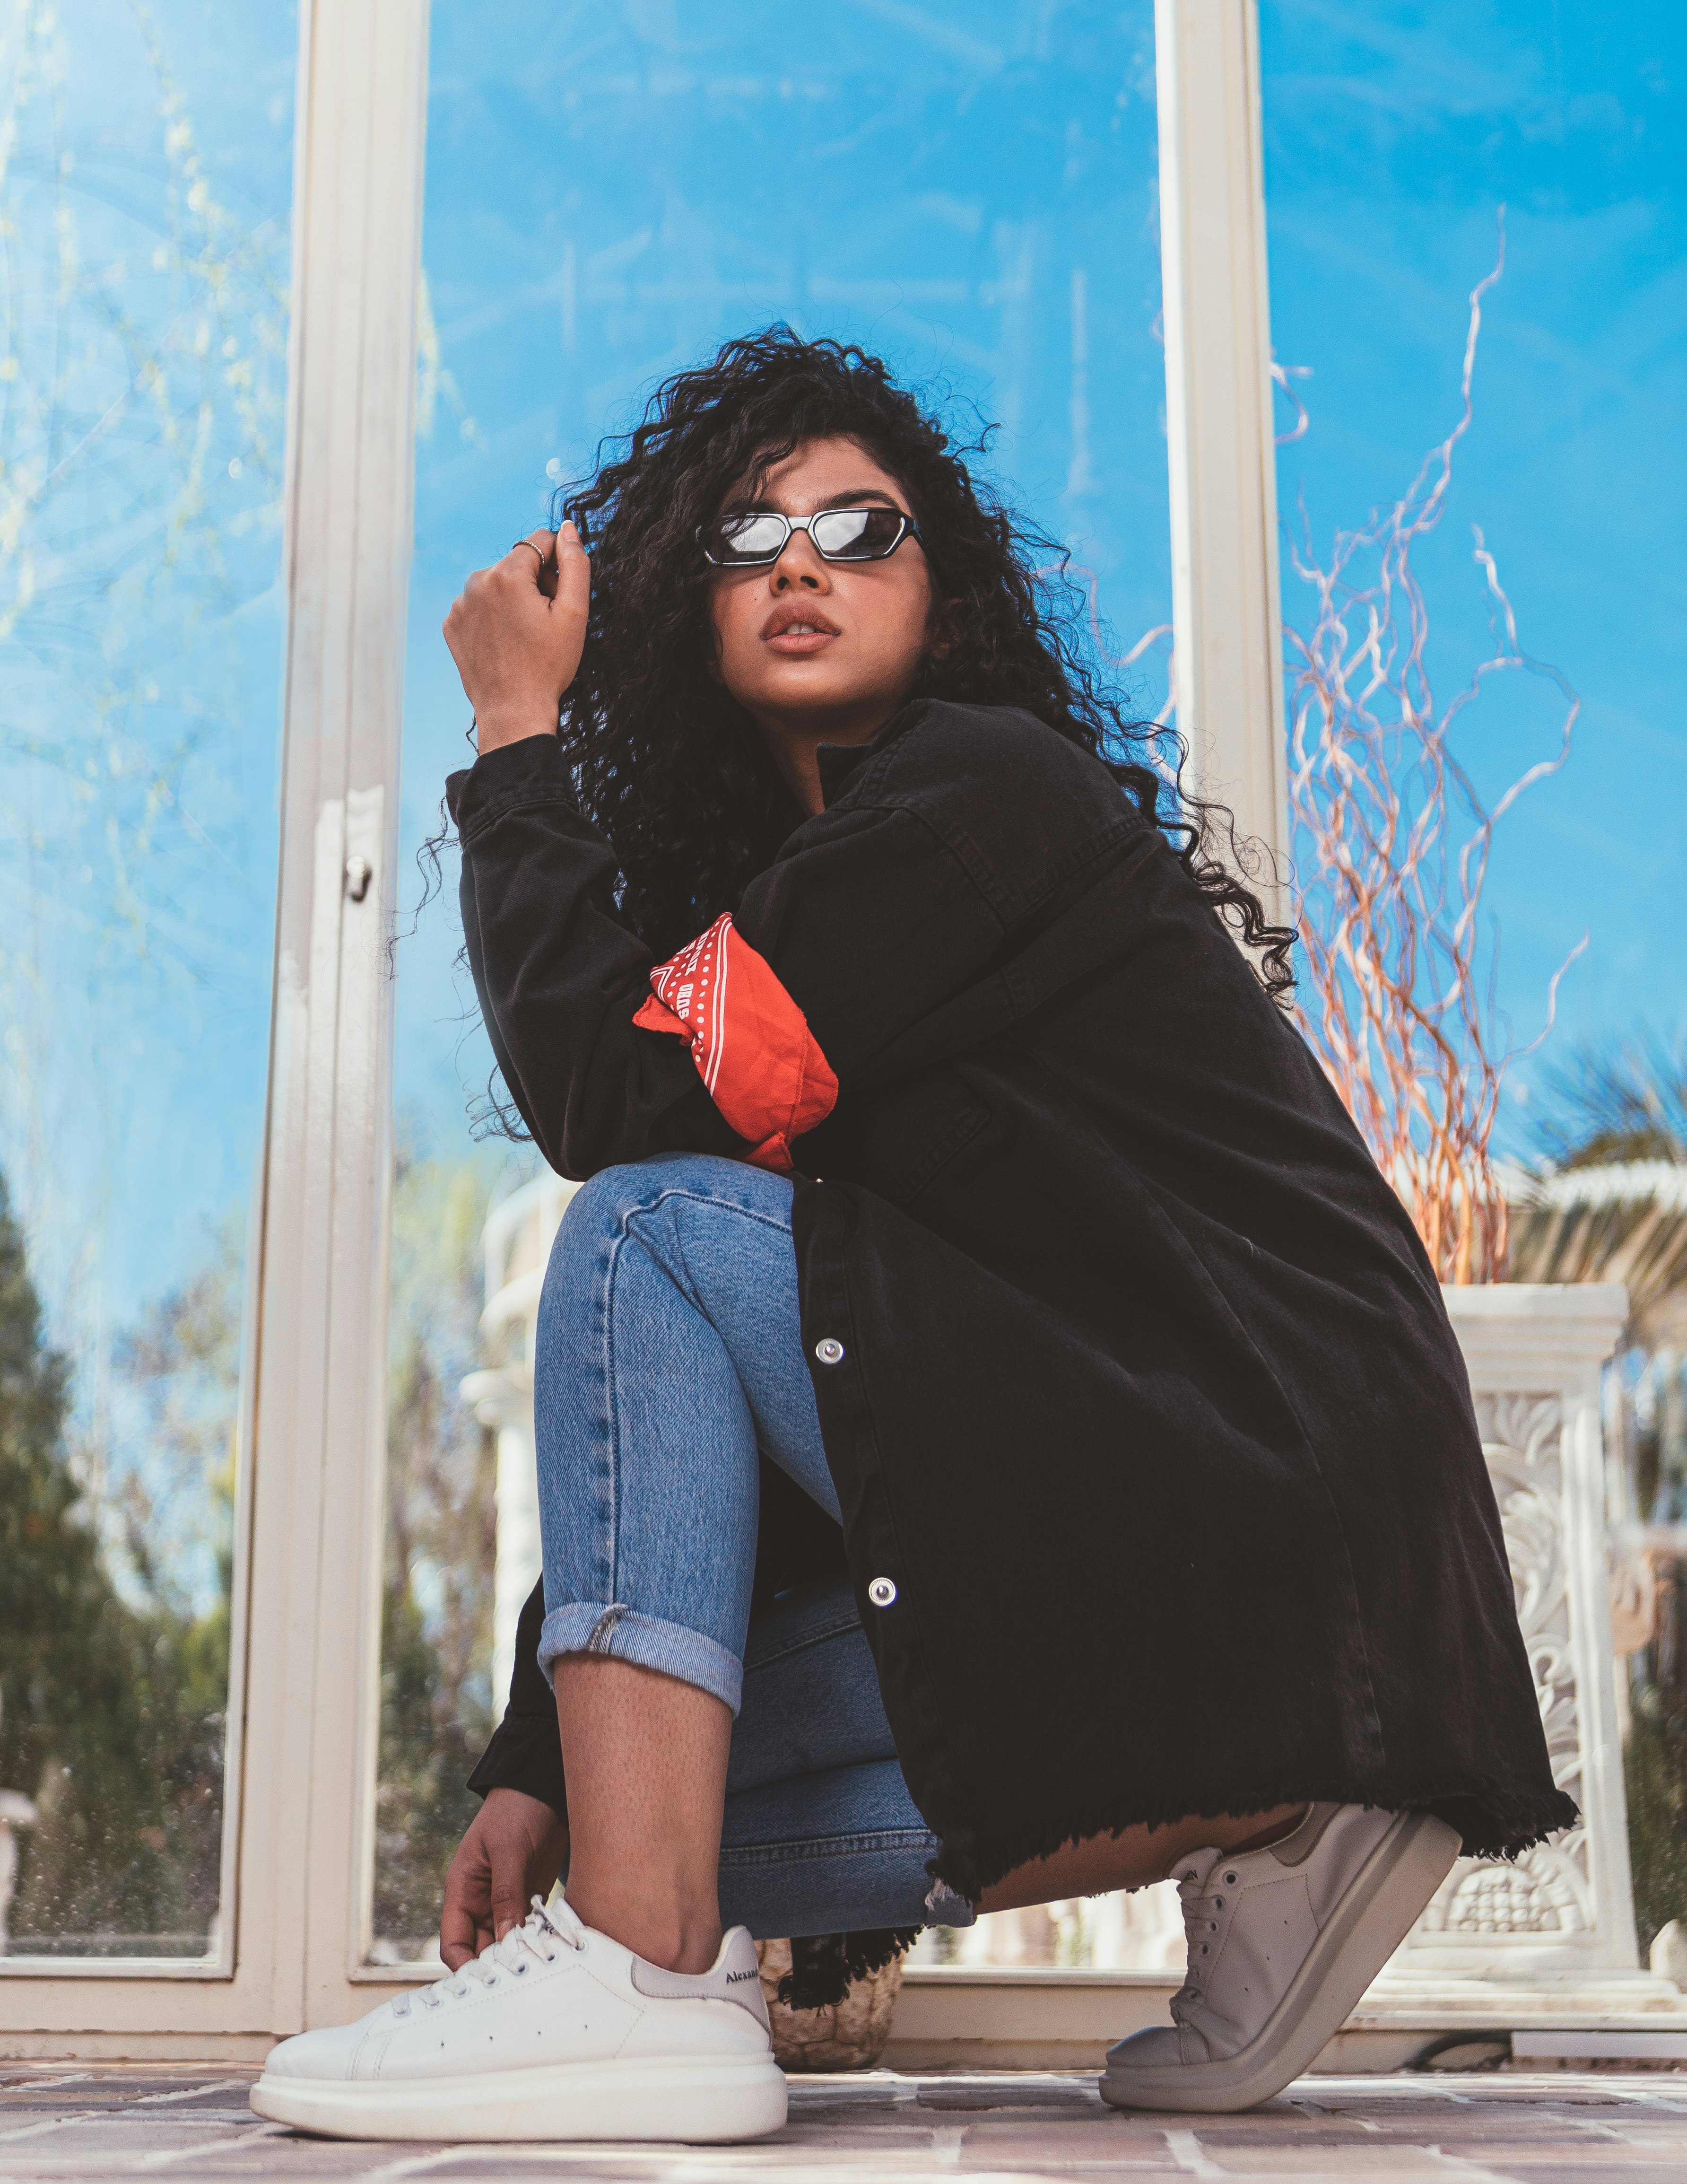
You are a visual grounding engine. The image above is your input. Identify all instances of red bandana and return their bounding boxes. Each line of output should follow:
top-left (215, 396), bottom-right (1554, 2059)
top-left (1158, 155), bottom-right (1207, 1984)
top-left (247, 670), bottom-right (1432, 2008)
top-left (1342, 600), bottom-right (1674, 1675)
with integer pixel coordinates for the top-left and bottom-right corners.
top-left (633, 913), bottom-right (839, 1173)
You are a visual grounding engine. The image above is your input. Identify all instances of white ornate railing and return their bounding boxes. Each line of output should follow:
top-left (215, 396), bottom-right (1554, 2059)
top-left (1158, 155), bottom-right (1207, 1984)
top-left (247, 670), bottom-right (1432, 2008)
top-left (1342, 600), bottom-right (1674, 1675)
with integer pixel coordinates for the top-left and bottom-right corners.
top-left (1359, 1284), bottom-right (1684, 2035)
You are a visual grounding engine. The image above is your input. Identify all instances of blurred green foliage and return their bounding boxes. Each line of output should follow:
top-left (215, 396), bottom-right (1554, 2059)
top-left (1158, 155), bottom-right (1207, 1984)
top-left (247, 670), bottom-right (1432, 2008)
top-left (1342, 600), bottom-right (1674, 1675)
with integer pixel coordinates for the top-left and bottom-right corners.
top-left (0, 1170), bottom-right (229, 1953)
top-left (1626, 1682), bottom-right (1687, 1958)
top-left (1625, 1540), bottom-right (1687, 1957)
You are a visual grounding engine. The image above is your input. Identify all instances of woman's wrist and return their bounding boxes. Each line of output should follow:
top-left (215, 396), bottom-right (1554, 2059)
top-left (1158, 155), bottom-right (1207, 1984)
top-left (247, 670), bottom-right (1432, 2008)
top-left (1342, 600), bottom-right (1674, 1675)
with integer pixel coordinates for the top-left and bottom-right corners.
top-left (474, 707), bottom-right (560, 754)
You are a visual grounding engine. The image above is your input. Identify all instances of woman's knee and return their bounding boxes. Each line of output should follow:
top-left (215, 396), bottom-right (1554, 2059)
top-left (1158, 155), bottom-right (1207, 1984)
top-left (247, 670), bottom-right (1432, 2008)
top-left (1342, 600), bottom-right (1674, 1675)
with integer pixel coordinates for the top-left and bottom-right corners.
top-left (538, 1155), bottom-right (758, 1372)
top-left (547, 1153), bottom-right (800, 1303)
top-left (545, 1156), bottom-right (714, 1302)
top-left (552, 1153), bottom-right (743, 1260)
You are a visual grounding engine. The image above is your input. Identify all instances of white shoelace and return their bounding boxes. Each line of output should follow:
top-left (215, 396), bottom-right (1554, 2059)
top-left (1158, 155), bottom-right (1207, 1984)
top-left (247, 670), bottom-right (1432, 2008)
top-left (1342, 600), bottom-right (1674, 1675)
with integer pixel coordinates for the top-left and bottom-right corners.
top-left (392, 1897), bottom-right (584, 2019)
top-left (1168, 1862), bottom-right (1230, 2027)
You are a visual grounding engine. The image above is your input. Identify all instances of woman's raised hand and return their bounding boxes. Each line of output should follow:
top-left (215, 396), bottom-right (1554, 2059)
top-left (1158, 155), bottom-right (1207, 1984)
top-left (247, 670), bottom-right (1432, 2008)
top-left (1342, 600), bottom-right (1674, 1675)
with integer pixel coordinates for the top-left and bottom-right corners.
top-left (443, 521), bottom-right (591, 754)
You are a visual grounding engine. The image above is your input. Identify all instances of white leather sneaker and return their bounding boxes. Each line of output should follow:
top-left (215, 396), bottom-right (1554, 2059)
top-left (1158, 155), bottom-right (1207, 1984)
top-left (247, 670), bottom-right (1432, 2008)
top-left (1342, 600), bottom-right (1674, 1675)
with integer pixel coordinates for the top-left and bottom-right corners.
top-left (1101, 1803), bottom-right (1460, 2114)
top-left (249, 1897), bottom-right (786, 2142)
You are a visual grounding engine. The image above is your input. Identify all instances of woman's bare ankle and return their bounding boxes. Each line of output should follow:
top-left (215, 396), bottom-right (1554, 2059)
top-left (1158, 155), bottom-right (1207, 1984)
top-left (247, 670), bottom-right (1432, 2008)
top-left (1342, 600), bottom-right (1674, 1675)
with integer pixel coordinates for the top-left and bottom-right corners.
top-left (1205, 1803), bottom-right (1312, 1858)
top-left (563, 1880), bottom-right (722, 1974)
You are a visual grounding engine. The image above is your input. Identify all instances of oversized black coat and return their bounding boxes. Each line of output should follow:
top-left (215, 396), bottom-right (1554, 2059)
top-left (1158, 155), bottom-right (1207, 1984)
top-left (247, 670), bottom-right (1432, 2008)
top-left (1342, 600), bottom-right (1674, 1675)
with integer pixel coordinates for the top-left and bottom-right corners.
top-left (450, 699), bottom-right (1573, 1902)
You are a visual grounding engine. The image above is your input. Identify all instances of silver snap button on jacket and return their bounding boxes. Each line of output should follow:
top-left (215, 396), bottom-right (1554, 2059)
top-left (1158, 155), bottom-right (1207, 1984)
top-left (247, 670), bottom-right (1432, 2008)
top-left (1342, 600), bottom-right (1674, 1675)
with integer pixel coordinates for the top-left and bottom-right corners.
top-left (814, 1337), bottom-right (845, 1364)
top-left (868, 1576), bottom-right (897, 1607)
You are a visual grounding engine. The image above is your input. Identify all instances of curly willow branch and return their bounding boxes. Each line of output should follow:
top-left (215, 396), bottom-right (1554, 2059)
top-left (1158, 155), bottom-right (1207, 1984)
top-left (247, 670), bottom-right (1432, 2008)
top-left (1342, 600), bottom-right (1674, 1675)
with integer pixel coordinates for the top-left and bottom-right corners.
top-left (1284, 212), bottom-right (1581, 1284)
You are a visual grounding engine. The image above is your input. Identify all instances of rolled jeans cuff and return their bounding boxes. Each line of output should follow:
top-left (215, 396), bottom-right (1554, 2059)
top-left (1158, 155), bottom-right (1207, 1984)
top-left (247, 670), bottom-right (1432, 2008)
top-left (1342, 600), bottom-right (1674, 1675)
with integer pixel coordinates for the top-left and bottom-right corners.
top-left (537, 1601), bottom-right (744, 1716)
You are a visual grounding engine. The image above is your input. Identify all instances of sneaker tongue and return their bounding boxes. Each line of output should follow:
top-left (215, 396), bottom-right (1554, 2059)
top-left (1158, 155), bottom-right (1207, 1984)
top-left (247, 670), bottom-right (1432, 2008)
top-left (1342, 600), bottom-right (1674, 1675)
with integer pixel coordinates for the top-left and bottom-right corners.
top-left (1170, 1845), bottom-right (1224, 1895)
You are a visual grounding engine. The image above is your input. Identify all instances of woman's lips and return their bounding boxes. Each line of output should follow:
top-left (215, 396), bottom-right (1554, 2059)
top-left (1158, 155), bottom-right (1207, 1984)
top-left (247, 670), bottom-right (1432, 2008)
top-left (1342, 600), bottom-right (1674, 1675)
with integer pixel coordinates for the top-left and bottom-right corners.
top-left (762, 624), bottom-right (839, 655)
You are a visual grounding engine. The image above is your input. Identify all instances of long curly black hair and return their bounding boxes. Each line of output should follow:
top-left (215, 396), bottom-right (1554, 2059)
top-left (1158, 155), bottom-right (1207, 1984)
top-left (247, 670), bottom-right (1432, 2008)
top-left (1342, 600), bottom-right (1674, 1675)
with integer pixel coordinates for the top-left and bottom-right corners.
top-left (524, 327), bottom-right (1293, 995)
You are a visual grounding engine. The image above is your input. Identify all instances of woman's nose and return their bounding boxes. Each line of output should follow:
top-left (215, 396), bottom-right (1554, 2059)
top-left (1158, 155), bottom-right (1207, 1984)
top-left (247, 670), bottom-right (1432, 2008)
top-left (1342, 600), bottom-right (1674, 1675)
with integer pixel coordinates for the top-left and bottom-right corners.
top-left (770, 533), bottom-right (831, 592)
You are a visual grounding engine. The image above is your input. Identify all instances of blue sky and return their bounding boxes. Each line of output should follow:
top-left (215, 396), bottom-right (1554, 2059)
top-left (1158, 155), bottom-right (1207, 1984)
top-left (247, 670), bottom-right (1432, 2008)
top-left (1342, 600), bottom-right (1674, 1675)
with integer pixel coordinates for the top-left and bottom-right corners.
top-left (1260, 0), bottom-right (1683, 1142)
top-left (0, 1), bottom-right (294, 1349)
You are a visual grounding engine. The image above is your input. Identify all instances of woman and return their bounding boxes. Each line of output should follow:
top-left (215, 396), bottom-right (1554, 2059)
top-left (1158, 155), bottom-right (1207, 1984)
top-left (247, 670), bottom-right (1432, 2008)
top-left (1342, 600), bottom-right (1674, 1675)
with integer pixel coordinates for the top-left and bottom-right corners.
top-left (252, 332), bottom-right (1572, 2144)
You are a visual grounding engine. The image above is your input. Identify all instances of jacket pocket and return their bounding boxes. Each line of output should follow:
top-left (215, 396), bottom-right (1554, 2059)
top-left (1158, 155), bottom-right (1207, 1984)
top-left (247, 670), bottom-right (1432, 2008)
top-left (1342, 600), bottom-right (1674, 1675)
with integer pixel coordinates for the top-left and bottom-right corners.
top-left (850, 1069), bottom-right (992, 1209)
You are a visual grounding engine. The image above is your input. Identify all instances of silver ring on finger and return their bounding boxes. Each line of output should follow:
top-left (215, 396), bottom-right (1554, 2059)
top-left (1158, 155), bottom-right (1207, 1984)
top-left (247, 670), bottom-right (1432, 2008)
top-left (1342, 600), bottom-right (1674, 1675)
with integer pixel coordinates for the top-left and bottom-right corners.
top-left (511, 539), bottom-right (544, 563)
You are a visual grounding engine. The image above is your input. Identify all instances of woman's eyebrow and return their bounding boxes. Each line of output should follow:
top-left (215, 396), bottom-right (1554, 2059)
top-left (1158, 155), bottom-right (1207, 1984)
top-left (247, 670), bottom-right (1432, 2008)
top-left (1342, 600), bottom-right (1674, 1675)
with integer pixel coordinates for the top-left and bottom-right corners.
top-left (819, 487), bottom-right (903, 507)
top-left (725, 485), bottom-right (905, 514)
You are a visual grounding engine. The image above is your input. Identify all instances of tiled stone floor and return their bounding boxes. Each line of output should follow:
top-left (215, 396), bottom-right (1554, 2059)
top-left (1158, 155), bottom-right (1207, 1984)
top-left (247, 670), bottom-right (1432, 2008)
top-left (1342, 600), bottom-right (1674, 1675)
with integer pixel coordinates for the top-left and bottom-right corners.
top-left (3, 2064), bottom-right (1687, 2180)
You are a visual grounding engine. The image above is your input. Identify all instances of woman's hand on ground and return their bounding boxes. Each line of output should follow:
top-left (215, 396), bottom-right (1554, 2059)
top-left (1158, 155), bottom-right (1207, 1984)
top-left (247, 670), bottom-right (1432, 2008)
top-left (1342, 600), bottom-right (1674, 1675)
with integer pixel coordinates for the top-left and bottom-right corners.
top-left (443, 522), bottom-right (590, 754)
top-left (439, 1787), bottom-right (569, 1970)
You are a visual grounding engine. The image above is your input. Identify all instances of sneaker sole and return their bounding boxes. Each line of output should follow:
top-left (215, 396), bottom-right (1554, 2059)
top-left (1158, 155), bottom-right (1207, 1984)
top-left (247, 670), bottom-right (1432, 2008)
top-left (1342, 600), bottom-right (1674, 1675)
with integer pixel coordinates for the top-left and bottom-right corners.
top-left (1099, 1808), bottom-right (1461, 2115)
top-left (248, 2051), bottom-right (789, 2142)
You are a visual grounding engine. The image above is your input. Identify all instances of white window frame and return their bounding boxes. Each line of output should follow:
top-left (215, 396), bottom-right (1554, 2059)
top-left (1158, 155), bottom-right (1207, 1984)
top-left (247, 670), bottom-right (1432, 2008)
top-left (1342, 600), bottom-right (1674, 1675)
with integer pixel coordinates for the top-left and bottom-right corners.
top-left (1156, 0), bottom-right (1288, 883)
top-left (0, 0), bottom-right (1281, 2060)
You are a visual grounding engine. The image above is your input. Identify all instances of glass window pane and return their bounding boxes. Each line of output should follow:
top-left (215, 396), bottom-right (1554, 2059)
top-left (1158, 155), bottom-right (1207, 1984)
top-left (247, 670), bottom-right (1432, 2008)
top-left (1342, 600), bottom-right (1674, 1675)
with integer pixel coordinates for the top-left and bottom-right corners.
top-left (1261, 0), bottom-right (1684, 1104)
top-left (0, 0), bottom-right (294, 1960)
top-left (376, 0), bottom-right (1169, 1967)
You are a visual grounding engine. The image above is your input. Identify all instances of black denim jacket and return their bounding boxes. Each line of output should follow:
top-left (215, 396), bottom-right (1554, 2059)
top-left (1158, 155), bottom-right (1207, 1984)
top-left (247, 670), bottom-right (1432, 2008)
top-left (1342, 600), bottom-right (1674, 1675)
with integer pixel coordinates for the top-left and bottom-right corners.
top-left (447, 699), bottom-right (1573, 1904)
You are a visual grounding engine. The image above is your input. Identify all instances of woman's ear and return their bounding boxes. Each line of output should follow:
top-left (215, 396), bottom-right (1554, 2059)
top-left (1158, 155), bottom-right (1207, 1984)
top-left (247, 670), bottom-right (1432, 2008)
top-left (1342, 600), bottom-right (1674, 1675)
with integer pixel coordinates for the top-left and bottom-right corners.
top-left (927, 598), bottom-right (965, 660)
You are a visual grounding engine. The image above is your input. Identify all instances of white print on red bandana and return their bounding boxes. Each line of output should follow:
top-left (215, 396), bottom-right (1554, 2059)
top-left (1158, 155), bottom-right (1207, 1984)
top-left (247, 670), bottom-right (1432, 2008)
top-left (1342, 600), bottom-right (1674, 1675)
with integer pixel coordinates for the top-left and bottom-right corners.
top-left (633, 912), bottom-right (838, 1172)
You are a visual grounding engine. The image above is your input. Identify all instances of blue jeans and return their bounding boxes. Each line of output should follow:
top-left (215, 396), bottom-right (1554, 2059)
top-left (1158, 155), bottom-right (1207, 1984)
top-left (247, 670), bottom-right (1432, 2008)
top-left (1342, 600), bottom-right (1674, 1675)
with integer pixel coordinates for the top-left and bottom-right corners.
top-left (533, 1153), bottom-right (972, 1939)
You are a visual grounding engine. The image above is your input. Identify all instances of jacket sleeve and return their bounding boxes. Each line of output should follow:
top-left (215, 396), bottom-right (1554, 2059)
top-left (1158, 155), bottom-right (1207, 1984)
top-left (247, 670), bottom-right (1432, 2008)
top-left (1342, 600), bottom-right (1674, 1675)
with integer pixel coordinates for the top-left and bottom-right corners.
top-left (448, 736), bottom-right (745, 1177)
top-left (449, 730), bottom-right (1015, 1173)
top-left (465, 1577), bottom-right (565, 1815)
top-left (447, 708), bottom-right (1100, 1171)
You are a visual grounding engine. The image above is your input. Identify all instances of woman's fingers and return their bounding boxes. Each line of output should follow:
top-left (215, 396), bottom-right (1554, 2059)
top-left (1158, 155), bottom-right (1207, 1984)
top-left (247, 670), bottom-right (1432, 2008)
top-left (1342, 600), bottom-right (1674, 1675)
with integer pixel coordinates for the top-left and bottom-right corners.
top-left (554, 519), bottom-right (591, 622)
top-left (439, 1824), bottom-right (493, 1971)
top-left (489, 1830), bottom-right (538, 1942)
top-left (442, 520), bottom-right (590, 753)
top-left (513, 528), bottom-right (560, 600)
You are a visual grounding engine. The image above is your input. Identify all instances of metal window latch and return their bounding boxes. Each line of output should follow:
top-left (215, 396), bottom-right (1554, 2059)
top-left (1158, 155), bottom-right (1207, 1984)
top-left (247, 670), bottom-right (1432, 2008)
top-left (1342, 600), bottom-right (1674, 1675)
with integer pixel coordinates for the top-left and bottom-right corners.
top-left (345, 856), bottom-right (374, 902)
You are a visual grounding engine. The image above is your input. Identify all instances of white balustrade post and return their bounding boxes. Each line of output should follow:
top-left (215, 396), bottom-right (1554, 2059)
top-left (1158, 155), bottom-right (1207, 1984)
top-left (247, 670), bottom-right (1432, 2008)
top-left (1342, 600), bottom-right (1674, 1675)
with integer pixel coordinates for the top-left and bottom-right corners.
top-left (1341, 1284), bottom-right (1687, 2057)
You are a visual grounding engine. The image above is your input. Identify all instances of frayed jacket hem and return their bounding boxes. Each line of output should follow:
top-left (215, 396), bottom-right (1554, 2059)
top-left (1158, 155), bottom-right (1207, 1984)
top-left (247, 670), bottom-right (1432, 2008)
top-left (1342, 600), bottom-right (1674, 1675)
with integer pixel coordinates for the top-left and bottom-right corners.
top-left (929, 1783), bottom-right (1582, 1905)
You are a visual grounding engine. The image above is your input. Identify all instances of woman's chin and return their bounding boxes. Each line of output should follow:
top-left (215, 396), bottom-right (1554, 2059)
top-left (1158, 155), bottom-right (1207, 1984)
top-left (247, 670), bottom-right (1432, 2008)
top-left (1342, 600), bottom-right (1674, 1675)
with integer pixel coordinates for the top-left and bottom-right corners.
top-left (736, 672), bottom-right (912, 733)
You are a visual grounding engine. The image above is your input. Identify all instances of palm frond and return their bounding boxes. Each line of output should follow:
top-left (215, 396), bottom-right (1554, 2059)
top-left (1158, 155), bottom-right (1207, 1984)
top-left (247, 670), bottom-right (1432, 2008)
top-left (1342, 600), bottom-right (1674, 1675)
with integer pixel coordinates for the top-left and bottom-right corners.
top-left (1529, 1032), bottom-right (1687, 1171)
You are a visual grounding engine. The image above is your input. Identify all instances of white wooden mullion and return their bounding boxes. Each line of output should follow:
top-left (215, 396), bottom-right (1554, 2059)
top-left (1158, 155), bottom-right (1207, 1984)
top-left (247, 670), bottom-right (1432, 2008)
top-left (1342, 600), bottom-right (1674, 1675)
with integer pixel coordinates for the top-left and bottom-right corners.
top-left (1154, 0), bottom-right (1288, 891)
top-left (274, 0), bottom-right (430, 2032)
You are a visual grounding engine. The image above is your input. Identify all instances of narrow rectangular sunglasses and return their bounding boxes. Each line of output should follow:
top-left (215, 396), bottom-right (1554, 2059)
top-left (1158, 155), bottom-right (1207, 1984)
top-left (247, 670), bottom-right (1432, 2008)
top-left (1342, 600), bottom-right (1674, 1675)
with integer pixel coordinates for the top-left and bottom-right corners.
top-left (698, 504), bottom-right (921, 568)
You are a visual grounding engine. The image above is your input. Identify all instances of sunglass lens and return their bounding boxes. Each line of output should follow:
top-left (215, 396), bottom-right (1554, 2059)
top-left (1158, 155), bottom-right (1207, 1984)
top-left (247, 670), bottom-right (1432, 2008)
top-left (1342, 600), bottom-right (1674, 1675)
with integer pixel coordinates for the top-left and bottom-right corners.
top-left (811, 507), bottom-right (905, 559)
top-left (707, 513), bottom-right (789, 564)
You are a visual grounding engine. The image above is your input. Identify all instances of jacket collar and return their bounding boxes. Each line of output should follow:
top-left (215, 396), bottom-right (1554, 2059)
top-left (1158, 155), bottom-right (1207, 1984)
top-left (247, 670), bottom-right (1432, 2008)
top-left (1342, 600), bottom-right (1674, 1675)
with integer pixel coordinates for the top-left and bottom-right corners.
top-left (816, 700), bottom-right (925, 810)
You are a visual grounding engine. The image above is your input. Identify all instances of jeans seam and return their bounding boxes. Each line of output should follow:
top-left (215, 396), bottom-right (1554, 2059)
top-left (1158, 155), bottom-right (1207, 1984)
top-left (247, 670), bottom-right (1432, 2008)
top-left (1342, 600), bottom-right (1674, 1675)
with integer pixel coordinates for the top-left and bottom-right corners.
top-left (618, 1182), bottom-right (835, 1534)
top-left (719, 1831), bottom-right (940, 1864)
top-left (600, 1221), bottom-right (630, 1611)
